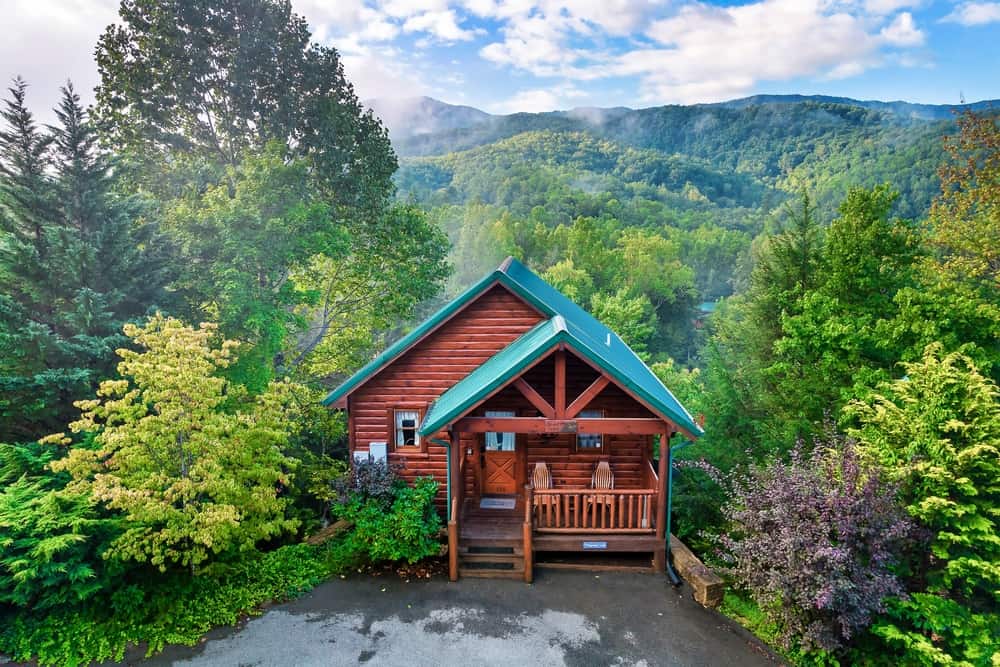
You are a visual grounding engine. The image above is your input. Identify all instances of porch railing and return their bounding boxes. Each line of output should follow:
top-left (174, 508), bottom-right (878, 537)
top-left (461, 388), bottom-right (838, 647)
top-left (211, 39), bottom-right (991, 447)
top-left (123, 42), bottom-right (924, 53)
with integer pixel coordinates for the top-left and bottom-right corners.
top-left (532, 488), bottom-right (657, 533)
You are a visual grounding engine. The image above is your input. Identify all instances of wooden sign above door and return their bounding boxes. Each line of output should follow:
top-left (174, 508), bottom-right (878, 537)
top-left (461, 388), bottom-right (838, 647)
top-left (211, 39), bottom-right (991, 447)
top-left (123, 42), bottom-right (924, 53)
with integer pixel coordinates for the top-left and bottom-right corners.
top-left (544, 420), bottom-right (578, 433)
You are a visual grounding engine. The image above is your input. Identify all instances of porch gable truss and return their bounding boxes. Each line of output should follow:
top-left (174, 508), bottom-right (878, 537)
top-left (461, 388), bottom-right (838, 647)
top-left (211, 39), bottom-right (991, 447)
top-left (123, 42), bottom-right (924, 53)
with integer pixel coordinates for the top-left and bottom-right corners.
top-left (420, 316), bottom-right (691, 439)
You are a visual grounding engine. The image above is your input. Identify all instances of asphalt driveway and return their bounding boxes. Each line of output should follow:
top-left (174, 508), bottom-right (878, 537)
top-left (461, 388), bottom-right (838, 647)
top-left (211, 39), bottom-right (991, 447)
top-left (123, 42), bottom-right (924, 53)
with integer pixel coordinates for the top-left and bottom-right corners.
top-left (141, 569), bottom-right (778, 667)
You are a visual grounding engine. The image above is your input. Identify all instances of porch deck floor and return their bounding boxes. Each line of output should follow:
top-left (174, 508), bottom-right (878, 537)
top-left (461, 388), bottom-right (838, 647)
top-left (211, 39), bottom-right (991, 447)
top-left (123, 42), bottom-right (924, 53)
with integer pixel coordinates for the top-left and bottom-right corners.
top-left (460, 497), bottom-right (523, 542)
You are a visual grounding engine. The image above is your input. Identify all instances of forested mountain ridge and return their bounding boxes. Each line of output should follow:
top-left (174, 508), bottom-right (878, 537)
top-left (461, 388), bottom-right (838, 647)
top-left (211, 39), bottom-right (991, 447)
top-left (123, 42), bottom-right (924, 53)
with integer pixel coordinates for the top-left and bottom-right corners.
top-left (708, 93), bottom-right (999, 119)
top-left (372, 94), bottom-right (999, 145)
top-left (389, 96), bottom-right (970, 326)
top-left (387, 98), bottom-right (959, 221)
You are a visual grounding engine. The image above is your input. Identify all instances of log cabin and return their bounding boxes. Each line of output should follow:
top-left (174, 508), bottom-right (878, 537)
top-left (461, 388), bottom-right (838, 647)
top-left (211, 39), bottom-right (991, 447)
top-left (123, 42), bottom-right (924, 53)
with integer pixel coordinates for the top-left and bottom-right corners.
top-left (322, 257), bottom-right (703, 582)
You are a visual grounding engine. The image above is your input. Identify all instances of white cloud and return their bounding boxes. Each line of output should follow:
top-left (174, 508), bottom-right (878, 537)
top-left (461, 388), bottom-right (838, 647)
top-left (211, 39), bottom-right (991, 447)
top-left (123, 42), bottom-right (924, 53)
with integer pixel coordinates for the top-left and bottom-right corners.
top-left (476, 0), bottom-right (930, 105)
top-left (545, 0), bottom-right (661, 35)
top-left (880, 11), bottom-right (925, 45)
top-left (826, 61), bottom-right (870, 79)
top-left (635, 0), bottom-right (882, 103)
top-left (403, 9), bottom-right (479, 41)
top-left (863, 0), bottom-right (923, 15)
top-left (941, 2), bottom-right (1000, 25)
top-left (382, 0), bottom-right (450, 19)
top-left (490, 84), bottom-right (586, 113)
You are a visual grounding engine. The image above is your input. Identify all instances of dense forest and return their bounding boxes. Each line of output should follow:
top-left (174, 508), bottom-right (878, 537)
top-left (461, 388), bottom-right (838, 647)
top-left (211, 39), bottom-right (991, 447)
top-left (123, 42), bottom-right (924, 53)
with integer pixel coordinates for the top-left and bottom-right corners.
top-left (383, 96), bottom-right (1000, 664)
top-left (0, 1), bottom-right (997, 665)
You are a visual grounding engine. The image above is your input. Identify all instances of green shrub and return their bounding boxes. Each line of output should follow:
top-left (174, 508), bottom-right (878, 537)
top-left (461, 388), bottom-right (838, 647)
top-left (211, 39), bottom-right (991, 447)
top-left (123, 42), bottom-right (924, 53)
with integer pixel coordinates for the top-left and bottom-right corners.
top-left (0, 442), bottom-right (125, 610)
top-left (0, 542), bottom-right (349, 666)
top-left (848, 345), bottom-right (1000, 665)
top-left (721, 592), bottom-right (839, 667)
top-left (335, 477), bottom-right (442, 564)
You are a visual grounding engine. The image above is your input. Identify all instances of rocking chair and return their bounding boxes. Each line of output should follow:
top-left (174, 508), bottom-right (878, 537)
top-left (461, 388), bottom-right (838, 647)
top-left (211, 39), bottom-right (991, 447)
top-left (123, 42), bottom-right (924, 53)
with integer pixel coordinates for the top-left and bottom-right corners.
top-left (531, 461), bottom-right (554, 510)
top-left (589, 460), bottom-right (615, 508)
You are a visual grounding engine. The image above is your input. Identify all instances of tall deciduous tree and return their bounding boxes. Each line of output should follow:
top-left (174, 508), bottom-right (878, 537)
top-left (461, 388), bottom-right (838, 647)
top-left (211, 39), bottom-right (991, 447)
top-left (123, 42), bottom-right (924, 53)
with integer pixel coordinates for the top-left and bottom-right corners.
top-left (891, 112), bottom-right (1000, 381)
top-left (163, 142), bottom-right (342, 388)
top-left (48, 315), bottom-right (299, 571)
top-left (0, 81), bottom-right (173, 441)
top-left (95, 0), bottom-right (396, 212)
top-left (95, 0), bottom-right (450, 385)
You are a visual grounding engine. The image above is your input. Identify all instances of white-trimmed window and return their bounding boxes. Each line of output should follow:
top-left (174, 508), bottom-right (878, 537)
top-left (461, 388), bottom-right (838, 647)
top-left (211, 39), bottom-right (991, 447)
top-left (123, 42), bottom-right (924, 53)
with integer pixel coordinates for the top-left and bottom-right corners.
top-left (577, 409), bottom-right (603, 450)
top-left (394, 409), bottom-right (421, 449)
top-left (485, 410), bottom-right (515, 451)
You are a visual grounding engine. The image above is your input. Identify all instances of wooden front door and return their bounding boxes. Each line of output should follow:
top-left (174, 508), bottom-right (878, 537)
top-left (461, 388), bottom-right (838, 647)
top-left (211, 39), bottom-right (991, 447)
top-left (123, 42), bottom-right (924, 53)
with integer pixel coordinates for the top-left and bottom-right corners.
top-left (483, 451), bottom-right (517, 495)
top-left (482, 410), bottom-right (517, 495)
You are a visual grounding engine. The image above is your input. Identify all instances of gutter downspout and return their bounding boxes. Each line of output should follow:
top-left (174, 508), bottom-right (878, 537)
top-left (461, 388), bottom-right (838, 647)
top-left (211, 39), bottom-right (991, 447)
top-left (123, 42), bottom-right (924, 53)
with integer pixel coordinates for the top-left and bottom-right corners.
top-left (431, 437), bottom-right (453, 520)
top-left (665, 437), bottom-right (696, 586)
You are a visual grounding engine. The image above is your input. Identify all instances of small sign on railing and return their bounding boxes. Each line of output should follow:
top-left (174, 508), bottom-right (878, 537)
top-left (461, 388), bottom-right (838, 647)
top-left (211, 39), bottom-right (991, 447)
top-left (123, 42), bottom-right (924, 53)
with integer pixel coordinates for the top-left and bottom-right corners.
top-left (582, 541), bottom-right (608, 550)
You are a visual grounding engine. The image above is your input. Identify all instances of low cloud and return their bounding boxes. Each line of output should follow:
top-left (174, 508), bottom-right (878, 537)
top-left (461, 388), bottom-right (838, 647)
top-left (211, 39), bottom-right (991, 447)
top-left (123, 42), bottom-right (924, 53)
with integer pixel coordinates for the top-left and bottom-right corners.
top-left (940, 2), bottom-right (1000, 25)
top-left (881, 12), bottom-right (926, 46)
top-left (490, 85), bottom-right (586, 114)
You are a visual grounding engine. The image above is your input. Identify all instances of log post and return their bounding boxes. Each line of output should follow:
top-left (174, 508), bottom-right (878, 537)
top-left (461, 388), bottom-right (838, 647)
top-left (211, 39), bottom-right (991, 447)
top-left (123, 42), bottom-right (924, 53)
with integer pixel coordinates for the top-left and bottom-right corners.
top-left (448, 497), bottom-right (458, 582)
top-left (451, 431), bottom-right (463, 513)
top-left (653, 429), bottom-right (670, 572)
top-left (448, 430), bottom-right (462, 582)
top-left (554, 349), bottom-right (566, 418)
top-left (523, 484), bottom-right (534, 583)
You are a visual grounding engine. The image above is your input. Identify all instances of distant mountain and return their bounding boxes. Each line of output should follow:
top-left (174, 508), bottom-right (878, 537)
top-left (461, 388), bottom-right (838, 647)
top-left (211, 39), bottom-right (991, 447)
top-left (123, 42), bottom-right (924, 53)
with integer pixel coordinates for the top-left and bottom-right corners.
top-left (365, 96), bottom-right (493, 141)
top-left (709, 94), bottom-right (999, 120)
top-left (368, 94), bottom-right (998, 144)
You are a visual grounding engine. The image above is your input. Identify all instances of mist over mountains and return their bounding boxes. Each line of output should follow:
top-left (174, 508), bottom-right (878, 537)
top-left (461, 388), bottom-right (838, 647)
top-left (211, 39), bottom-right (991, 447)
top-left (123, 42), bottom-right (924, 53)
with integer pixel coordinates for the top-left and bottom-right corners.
top-left (365, 92), bottom-right (997, 308)
top-left (368, 94), bottom-right (998, 149)
top-left (370, 93), bottom-right (996, 227)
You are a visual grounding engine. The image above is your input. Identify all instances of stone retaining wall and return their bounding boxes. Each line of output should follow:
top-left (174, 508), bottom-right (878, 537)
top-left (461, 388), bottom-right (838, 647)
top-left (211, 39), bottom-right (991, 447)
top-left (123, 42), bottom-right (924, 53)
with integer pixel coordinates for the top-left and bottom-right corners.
top-left (670, 535), bottom-right (725, 607)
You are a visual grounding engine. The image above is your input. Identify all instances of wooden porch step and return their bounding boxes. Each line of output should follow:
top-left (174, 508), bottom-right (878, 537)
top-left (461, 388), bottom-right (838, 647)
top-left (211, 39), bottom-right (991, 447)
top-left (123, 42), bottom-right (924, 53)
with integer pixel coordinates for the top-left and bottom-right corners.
top-left (460, 544), bottom-right (523, 556)
top-left (459, 552), bottom-right (524, 565)
top-left (459, 565), bottom-right (526, 579)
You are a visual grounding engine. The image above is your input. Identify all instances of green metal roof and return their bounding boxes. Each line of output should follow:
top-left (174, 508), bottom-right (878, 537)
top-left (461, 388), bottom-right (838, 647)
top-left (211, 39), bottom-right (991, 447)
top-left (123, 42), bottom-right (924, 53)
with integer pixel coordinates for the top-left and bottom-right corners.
top-left (419, 314), bottom-right (702, 438)
top-left (323, 257), bottom-right (703, 438)
top-left (420, 317), bottom-right (566, 435)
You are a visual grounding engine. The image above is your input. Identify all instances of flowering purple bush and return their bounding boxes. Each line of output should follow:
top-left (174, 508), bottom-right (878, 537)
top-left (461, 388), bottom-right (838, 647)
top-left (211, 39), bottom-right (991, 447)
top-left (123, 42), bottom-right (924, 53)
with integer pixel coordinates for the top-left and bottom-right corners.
top-left (716, 429), bottom-right (915, 653)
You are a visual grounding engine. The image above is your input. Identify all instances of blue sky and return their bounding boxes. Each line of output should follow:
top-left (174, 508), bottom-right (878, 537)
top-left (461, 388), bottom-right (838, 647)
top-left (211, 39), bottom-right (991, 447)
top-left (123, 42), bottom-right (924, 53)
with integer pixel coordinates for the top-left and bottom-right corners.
top-left (5, 0), bottom-right (1000, 121)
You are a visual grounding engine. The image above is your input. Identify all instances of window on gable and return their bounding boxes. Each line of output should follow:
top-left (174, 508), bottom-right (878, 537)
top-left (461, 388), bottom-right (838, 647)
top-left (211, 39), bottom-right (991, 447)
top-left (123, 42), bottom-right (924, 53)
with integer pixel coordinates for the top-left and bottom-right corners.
top-left (577, 409), bottom-right (603, 450)
top-left (485, 410), bottom-right (515, 451)
top-left (394, 409), bottom-right (421, 449)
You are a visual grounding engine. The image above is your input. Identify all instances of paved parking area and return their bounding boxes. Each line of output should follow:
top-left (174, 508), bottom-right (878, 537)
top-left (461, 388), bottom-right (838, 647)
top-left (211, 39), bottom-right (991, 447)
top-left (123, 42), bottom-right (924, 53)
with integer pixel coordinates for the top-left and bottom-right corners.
top-left (142, 570), bottom-right (778, 666)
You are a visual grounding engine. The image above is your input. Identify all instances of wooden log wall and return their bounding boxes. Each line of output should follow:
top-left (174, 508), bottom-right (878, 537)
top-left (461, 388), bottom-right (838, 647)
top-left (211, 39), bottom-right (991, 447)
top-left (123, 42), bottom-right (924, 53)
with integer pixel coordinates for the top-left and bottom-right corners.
top-left (350, 284), bottom-right (545, 511)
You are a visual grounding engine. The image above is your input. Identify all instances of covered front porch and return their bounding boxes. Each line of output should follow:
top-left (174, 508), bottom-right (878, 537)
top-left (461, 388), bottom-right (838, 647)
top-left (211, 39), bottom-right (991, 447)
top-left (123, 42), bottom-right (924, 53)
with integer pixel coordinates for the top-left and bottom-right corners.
top-left (416, 315), bottom-right (700, 581)
top-left (437, 348), bottom-right (679, 581)
top-left (449, 427), bottom-right (670, 581)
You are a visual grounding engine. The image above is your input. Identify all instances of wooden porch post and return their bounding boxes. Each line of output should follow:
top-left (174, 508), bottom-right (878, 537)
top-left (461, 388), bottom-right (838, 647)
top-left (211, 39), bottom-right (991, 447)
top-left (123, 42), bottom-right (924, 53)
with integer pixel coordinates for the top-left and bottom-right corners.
top-left (653, 429), bottom-right (671, 572)
top-left (523, 483), bottom-right (534, 583)
top-left (554, 349), bottom-right (566, 418)
top-left (448, 429), bottom-right (461, 582)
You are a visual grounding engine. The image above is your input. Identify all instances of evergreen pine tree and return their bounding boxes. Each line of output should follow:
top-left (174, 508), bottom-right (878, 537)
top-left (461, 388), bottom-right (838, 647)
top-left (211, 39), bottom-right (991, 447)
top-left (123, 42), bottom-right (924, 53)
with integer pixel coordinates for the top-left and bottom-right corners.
top-left (0, 81), bottom-right (174, 440)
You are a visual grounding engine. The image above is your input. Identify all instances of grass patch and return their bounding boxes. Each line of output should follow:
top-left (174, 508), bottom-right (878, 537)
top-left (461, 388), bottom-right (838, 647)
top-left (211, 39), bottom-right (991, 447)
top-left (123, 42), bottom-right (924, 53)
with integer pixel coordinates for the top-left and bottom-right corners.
top-left (719, 591), bottom-right (839, 667)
